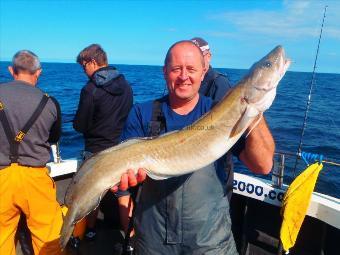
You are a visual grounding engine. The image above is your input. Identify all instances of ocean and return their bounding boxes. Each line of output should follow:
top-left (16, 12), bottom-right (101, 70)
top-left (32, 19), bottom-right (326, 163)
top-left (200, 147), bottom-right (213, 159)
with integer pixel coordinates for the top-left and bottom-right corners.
top-left (0, 62), bottom-right (339, 198)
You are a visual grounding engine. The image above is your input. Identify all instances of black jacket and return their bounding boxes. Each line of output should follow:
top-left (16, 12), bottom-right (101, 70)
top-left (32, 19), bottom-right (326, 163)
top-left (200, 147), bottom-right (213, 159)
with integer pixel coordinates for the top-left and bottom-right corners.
top-left (73, 66), bottom-right (133, 153)
top-left (199, 66), bottom-right (232, 101)
top-left (199, 66), bottom-right (239, 201)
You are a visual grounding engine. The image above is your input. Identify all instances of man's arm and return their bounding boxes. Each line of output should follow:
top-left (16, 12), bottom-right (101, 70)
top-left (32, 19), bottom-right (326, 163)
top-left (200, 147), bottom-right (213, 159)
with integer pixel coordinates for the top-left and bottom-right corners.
top-left (73, 88), bottom-right (94, 133)
top-left (114, 104), bottom-right (149, 234)
top-left (48, 97), bottom-right (62, 143)
top-left (239, 116), bottom-right (275, 174)
top-left (112, 169), bottom-right (146, 234)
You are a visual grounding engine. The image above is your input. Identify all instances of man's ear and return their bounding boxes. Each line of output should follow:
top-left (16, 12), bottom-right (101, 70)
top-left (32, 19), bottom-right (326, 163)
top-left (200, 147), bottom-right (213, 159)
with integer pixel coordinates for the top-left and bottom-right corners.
top-left (206, 52), bottom-right (212, 62)
top-left (35, 68), bottom-right (42, 78)
top-left (8, 66), bottom-right (15, 77)
top-left (162, 65), bottom-right (167, 78)
top-left (92, 59), bottom-right (98, 69)
top-left (203, 64), bottom-right (208, 79)
top-left (201, 64), bottom-right (206, 81)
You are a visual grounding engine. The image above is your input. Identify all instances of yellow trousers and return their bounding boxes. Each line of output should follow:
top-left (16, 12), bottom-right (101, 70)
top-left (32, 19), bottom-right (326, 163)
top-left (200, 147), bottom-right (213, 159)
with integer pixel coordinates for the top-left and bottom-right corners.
top-left (0, 164), bottom-right (62, 255)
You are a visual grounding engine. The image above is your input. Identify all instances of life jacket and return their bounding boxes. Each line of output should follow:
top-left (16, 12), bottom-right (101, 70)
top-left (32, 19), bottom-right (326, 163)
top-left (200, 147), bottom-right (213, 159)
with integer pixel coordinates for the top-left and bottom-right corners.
top-left (199, 69), bottom-right (231, 101)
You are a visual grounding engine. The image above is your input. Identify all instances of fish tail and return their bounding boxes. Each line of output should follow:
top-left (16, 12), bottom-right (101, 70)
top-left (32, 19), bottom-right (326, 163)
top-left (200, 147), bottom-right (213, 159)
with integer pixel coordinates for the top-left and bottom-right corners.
top-left (60, 215), bottom-right (75, 250)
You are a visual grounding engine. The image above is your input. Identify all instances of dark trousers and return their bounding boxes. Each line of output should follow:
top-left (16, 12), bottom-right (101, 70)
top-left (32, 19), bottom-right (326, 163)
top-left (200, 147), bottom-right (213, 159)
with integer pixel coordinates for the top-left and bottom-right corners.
top-left (16, 213), bottom-right (34, 255)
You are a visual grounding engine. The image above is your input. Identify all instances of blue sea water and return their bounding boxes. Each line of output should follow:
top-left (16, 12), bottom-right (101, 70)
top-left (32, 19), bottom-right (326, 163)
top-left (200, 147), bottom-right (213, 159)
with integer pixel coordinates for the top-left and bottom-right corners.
top-left (0, 62), bottom-right (339, 198)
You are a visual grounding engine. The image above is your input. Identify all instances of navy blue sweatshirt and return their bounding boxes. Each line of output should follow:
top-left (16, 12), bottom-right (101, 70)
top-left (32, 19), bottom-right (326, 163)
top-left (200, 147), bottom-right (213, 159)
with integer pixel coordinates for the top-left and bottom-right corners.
top-left (73, 66), bottom-right (133, 153)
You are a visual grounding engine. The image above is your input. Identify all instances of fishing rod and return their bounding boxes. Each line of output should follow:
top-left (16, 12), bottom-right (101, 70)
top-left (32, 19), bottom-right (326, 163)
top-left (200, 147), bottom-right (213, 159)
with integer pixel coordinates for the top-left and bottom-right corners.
top-left (292, 5), bottom-right (328, 176)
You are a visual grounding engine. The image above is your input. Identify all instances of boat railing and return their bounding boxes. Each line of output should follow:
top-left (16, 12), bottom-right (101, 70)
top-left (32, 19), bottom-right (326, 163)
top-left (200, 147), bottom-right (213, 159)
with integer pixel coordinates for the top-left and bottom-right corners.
top-left (49, 143), bottom-right (340, 190)
top-left (51, 142), bottom-right (61, 163)
top-left (48, 143), bottom-right (340, 230)
top-left (272, 150), bottom-right (340, 189)
top-left (272, 153), bottom-right (285, 188)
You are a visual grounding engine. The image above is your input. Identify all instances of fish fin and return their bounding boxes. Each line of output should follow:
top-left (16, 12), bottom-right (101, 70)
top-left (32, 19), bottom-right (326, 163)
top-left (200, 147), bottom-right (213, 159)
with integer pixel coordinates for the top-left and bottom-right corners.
top-left (159, 130), bottom-right (179, 137)
top-left (145, 169), bottom-right (169, 180)
top-left (245, 113), bottom-right (263, 138)
top-left (60, 223), bottom-right (75, 249)
top-left (100, 131), bottom-right (179, 156)
top-left (147, 173), bottom-right (169, 180)
top-left (102, 138), bottom-right (148, 154)
top-left (60, 212), bottom-right (76, 249)
top-left (230, 106), bottom-right (259, 138)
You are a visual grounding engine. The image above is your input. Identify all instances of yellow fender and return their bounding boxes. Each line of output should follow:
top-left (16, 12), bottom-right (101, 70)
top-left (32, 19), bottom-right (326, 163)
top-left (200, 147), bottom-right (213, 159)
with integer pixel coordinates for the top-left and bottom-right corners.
top-left (280, 162), bottom-right (323, 253)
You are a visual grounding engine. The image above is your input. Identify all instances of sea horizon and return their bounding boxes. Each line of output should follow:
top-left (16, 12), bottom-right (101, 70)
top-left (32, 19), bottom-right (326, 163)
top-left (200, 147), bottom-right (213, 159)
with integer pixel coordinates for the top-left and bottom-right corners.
top-left (1, 61), bottom-right (339, 76)
top-left (0, 62), bottom-right (339, 198)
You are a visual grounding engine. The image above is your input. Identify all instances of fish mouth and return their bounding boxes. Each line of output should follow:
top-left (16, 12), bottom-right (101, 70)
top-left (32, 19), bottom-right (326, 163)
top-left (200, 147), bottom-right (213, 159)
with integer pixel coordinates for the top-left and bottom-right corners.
top-left (274, 46), bottom-right (291, 77)
top-left (283, 58), bottom-right (291, 74)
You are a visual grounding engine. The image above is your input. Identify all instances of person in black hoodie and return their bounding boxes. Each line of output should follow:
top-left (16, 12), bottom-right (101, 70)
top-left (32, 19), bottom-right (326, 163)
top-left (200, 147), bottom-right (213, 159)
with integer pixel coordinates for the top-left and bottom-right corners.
top-left (191, 37), bottom-right (232, 102)
top-left (73, 44), bottom-right (133, 242)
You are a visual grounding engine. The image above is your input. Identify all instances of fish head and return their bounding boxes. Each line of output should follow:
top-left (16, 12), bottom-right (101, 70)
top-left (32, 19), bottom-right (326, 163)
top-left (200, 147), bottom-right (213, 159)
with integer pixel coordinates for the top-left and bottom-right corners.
top-left (243, 45), bottom-right (291, 114)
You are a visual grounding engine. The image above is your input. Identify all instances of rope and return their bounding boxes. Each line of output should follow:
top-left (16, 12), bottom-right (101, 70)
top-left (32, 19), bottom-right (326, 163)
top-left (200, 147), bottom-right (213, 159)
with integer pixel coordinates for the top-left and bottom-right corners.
top-left (322, 160), bottom-right (340, 167)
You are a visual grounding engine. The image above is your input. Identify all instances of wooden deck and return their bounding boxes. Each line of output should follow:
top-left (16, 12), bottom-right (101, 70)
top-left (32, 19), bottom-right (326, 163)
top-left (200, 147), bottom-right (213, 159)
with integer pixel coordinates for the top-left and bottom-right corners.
top-left (15, 171), bottom-right (340, 255)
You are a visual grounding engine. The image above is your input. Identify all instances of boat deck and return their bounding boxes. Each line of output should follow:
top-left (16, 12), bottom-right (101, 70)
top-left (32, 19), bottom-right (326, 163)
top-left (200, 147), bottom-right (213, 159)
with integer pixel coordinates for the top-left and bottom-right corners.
top-left (15, 170), bottom-right (339, 255)
top-left (63, 221), bottom-right (124, 255)
top-left (57, 175), bottom-right (126, 255)
top-left (16, 220), bottom-right (125, 255)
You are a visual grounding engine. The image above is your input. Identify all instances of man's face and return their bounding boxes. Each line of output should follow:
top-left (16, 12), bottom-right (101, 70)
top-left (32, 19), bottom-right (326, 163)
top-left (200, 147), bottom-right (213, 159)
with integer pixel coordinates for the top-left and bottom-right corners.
top-left (81, 60), bottom-right (97, 78)
top-left (163, 43), bottom-right (205, 102)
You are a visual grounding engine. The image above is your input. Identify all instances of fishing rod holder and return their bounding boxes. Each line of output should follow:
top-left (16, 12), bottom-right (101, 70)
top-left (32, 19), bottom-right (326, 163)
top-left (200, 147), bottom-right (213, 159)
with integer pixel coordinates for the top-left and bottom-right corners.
top-left (51, 142), bottom-right (61, 163)
top-left (272, 153), bottom-right (285, 188)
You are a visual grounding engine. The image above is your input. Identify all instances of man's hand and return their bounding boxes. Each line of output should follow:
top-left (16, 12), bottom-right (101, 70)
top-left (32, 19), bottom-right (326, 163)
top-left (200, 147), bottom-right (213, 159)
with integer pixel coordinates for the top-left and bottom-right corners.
top-left (111, 168), bottom-right (147, 192)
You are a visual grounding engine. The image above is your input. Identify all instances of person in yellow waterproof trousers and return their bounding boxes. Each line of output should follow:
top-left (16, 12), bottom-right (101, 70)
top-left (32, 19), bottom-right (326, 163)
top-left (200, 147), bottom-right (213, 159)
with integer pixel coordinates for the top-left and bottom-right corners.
top-left (0, 50), bottom-right (63, 255)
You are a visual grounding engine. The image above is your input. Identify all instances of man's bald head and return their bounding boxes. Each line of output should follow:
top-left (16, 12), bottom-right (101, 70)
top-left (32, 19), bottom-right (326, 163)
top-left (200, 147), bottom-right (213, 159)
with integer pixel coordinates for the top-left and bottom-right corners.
top-left (164, 40), bottom-right (205, 69)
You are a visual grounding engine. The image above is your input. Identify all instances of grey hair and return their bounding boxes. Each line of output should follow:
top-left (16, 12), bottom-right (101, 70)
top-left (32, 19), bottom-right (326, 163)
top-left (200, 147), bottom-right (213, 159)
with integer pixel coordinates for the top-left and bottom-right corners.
top-left (12, 50), bottom-right (41, 74)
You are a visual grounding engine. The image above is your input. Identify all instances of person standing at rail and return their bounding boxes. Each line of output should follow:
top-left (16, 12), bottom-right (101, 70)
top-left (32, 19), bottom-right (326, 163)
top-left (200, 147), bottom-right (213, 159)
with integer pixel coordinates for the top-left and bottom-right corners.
top-left (0, 50), bottom-right (63, 255)
top-left (74, 43), bottom-right (133, 242)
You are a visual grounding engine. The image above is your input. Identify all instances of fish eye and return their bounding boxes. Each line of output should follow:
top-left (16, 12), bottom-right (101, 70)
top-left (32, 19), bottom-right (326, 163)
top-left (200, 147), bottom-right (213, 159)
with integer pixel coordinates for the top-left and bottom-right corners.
top-left (263, 61), bottom-right (272, 68)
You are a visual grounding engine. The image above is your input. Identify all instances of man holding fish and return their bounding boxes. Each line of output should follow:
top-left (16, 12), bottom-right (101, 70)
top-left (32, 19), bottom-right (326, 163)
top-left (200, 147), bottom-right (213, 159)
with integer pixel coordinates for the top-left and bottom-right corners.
top-left (61, 39), bottom-right (290, 253)
top-left (114, 40), bottom-right (283, 254)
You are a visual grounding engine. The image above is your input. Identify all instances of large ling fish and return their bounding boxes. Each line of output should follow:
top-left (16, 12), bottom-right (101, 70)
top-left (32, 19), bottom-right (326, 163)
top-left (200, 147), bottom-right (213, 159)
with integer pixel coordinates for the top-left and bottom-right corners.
top-left (60, 45), bottom-right (291, 248)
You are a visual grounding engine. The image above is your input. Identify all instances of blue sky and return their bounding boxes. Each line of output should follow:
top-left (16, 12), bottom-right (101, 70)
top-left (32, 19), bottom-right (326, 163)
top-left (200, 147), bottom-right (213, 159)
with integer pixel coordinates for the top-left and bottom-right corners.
top-left (0, 0), bottom-right (339, 73)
